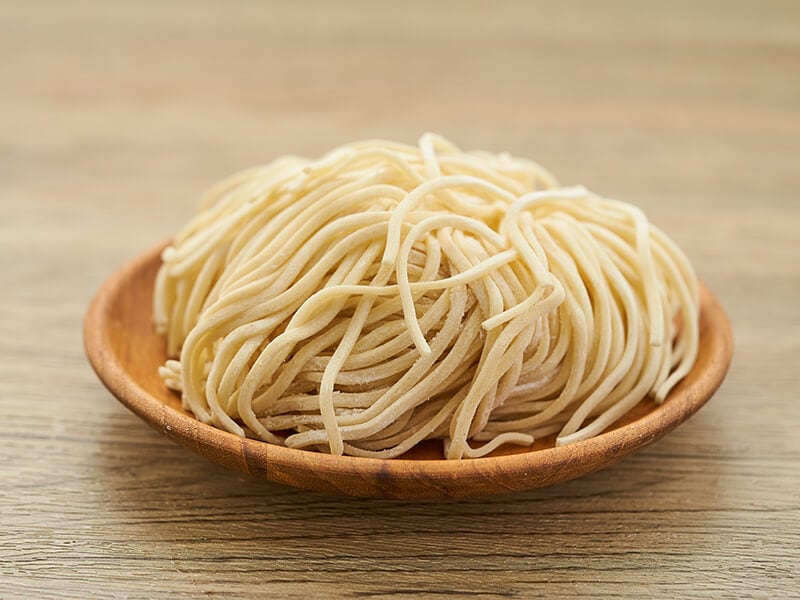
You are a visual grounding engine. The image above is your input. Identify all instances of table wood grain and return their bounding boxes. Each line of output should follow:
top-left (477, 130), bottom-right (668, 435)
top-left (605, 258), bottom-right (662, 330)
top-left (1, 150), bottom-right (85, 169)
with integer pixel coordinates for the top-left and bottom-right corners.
top-left (1, 1), bottom-right (798, 598)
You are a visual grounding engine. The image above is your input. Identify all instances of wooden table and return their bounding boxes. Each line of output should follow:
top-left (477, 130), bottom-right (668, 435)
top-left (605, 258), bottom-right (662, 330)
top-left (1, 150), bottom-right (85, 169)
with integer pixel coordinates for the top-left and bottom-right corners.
top-left (2, 1), bottom-right (798, 597)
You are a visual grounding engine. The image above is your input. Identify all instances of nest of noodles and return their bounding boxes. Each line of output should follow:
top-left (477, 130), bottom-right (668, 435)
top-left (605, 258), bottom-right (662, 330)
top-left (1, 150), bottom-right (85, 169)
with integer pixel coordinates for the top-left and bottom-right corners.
top-left (153, 134), bottom-right (699, 459)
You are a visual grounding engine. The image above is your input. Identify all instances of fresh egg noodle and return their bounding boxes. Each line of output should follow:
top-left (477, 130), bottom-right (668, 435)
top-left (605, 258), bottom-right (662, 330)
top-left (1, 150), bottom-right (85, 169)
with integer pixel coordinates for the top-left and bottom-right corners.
top-left (154, 134), bottom-right (699, 459)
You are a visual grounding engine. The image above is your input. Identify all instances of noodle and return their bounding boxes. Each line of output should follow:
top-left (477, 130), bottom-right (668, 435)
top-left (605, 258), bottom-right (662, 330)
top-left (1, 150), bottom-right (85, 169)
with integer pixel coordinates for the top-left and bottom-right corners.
top-left (153, 134), bottom-right (699, 459)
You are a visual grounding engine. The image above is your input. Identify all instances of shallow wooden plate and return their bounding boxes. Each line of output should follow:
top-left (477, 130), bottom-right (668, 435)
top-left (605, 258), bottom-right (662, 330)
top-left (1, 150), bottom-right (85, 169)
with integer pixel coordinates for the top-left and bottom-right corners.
top-left (84, 242), bottom-right (733, 499)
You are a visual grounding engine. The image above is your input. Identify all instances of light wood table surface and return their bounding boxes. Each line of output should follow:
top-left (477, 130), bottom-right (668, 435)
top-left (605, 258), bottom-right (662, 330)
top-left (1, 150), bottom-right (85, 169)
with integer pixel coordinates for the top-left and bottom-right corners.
top-left (2, 1), bottom-right (798, 598)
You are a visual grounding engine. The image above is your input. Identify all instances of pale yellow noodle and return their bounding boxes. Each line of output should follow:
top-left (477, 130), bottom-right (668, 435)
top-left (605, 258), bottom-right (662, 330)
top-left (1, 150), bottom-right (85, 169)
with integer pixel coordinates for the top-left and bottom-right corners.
top-left (153, 134), bottom-right (699, 459)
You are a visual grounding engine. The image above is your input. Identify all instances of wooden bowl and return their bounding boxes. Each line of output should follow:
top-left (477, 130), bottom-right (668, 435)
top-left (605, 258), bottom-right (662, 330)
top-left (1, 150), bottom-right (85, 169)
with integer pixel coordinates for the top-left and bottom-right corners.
top-left (84, 242), bottom-right (733, 499)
